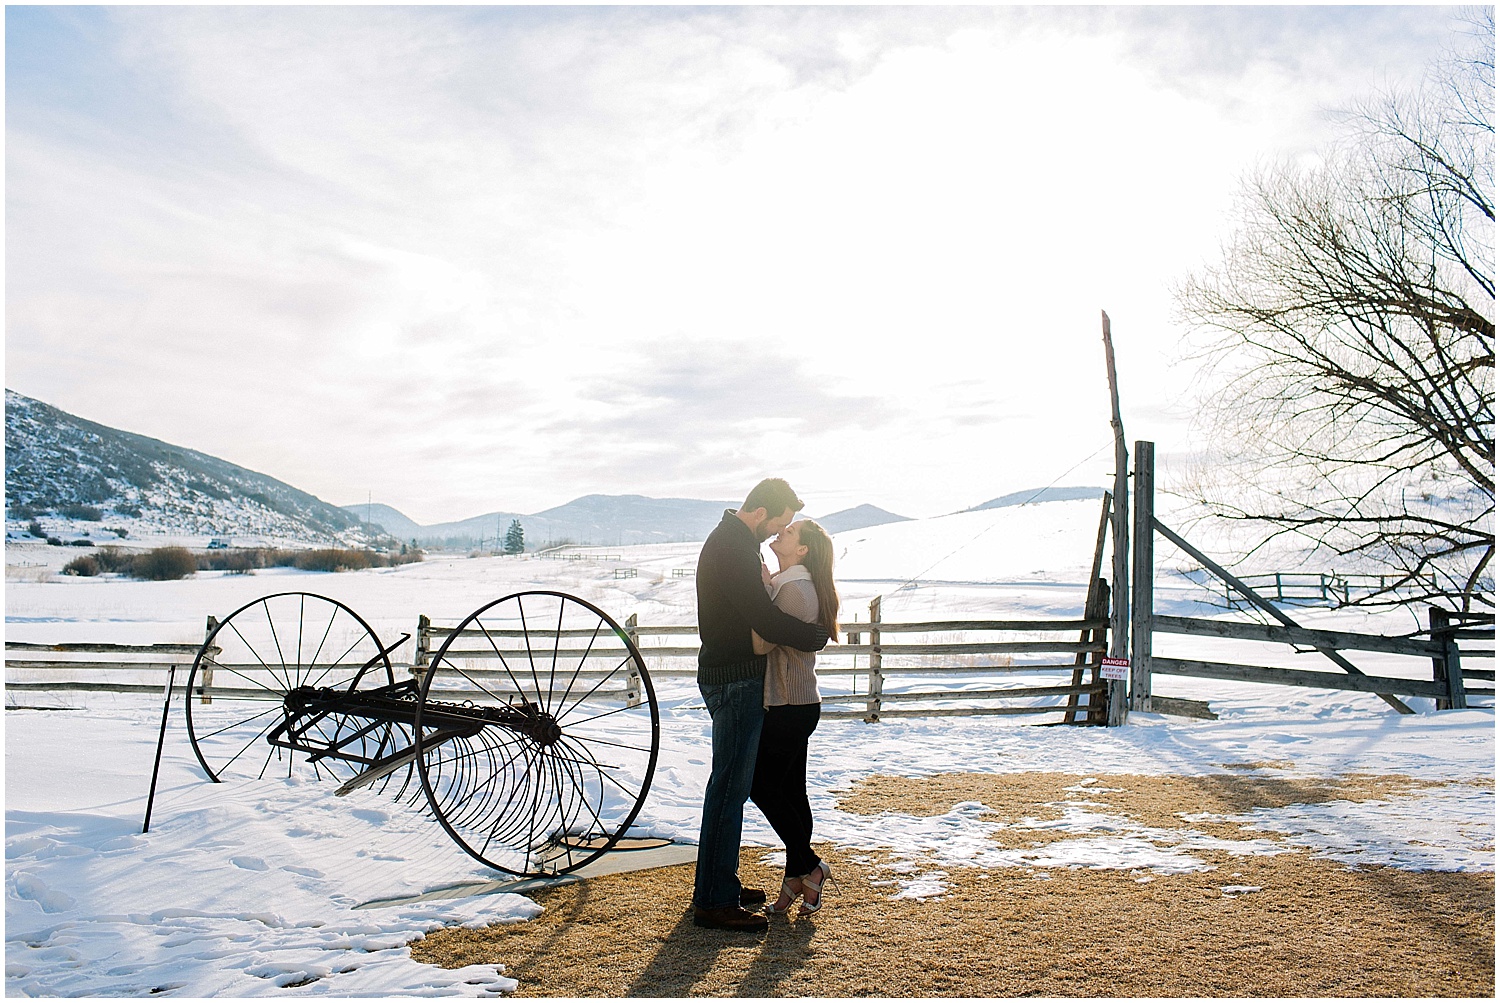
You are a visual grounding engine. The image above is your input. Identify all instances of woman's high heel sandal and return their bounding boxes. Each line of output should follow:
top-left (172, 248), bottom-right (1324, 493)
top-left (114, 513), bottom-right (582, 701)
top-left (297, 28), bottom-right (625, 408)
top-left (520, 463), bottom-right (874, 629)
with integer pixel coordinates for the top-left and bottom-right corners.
top-left (768, 876), bottom-right (803, 915)
top-left (798, 861), bottom-right (839, 916)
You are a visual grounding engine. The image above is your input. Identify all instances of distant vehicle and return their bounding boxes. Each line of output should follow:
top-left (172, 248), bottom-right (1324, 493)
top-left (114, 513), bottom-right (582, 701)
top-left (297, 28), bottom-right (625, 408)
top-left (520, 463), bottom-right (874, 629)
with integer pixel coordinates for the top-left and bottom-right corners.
top-left (207, 538), bottom-right (230, 550)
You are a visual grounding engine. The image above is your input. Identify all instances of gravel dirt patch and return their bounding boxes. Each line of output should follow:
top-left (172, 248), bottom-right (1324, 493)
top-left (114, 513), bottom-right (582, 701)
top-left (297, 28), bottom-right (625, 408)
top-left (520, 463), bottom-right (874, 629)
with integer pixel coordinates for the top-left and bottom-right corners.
top-left (411, 772), bottom-right (1494, 997)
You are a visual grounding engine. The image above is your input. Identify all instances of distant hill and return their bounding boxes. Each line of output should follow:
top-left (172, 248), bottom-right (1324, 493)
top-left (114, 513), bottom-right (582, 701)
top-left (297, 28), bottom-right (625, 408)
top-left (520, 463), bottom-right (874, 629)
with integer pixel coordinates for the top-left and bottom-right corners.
top-left (342, 502), bottom-right (427, 540)
top-left (5, 389), bottom-right (394, 547)
top-left (343, 495), bottom-right (734, 548)
top-left (811, 504), bottom-right (911, 534)
top-left (343, 496), bottom-right (913, 549)
top-left (965, 486), bottom-right (1103, 511)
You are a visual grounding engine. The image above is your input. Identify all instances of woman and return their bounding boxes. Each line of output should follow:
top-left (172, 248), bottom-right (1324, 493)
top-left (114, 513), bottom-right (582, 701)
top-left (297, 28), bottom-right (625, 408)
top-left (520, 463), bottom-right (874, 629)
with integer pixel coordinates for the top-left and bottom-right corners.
top-left (749, 518), bottom-right (840, 916)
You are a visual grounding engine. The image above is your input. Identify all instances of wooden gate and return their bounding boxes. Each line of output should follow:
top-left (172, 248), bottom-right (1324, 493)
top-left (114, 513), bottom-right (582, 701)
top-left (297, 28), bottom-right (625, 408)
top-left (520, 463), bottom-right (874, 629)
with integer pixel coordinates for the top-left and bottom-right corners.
top-left (1122, 439), bottom-right (1495, 717)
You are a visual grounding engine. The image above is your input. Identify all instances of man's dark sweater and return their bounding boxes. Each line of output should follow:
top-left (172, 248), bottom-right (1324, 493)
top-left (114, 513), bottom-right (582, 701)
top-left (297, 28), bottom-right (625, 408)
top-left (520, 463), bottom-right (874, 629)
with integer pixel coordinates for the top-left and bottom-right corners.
top-left (696, 510), bottom-right (830, 685)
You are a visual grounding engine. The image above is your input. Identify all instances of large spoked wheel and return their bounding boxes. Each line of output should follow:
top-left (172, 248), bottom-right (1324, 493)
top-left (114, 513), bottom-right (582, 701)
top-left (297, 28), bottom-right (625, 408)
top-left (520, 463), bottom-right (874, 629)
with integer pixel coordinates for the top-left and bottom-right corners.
top-left (415, 591), bottom-right (660, 876)
top-left (185, 592), bottom-right (411, 791)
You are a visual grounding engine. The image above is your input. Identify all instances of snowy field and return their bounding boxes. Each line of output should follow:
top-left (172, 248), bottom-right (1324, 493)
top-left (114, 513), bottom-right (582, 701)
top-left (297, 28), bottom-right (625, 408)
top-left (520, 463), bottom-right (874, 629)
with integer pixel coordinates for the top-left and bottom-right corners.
top-left (5, 500), bottom-right (1494, 996)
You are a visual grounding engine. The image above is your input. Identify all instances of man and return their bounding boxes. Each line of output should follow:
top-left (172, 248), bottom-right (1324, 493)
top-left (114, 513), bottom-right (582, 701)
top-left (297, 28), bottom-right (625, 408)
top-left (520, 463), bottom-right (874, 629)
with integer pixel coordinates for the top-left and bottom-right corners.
top-left (692, 477), bottom-right (830, 931)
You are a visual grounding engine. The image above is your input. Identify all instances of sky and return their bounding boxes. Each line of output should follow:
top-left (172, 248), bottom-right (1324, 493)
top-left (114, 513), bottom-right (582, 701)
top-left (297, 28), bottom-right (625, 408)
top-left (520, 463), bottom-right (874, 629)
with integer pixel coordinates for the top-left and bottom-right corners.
top-left (4, 4), bottom-right (1472, 524)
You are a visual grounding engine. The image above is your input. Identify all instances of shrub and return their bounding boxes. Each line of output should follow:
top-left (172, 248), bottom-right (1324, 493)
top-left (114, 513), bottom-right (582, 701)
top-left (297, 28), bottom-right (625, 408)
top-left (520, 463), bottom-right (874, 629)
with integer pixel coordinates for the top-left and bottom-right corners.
top-left (109, 527), bottom-right (129, 538)
top-left (62, 555), bottom-right (100, 576)
top-left (115, 504), bottom-right (143, 518)
top-left (134, 546), bottom-right (197, 581)
top-left (59, 504), bottom-right (103, 521)
top-left (94, 546), bottom-right (136, 574)
top-left (45, 536), bottom-right (62, 546)
top-left (293, 548), bottom-right (374, 573)
top-left (197, 549), bottom-right (265, 574)
top-left (68, 538), bottom-right (92, 547)
top-left (27, 521), bottom-right (44, 538)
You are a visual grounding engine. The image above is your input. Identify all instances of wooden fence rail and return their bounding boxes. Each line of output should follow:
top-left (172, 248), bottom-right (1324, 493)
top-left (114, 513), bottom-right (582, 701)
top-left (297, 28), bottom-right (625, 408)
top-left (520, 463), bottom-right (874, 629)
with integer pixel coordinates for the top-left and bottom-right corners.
top-left (418, 602), bottom-right (1112, 724)
top-left (6, 603), bottom-right (1114, 724)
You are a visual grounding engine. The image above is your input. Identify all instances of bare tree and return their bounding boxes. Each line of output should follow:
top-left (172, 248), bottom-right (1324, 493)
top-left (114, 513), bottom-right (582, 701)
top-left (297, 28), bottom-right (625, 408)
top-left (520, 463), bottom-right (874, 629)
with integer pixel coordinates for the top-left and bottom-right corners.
top-left (1177, 10), bottom-right (1493, 611)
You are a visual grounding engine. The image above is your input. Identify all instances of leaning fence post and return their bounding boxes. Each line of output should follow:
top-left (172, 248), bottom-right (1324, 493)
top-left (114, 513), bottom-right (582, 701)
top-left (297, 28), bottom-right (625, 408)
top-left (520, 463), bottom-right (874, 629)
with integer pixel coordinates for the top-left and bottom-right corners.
top-left (200, 615), bottom-right (217, 704)
top-left (1102, 312), bottom-right (1130, 715)
top-left (1430, 607), bottom-right (1467, 710)
top-left (624, 613), bottom-right (642, 708)
top-left (1129, 440), bottom-right (1155, 711)
top-left (865, 596), bottom-right (883, 723)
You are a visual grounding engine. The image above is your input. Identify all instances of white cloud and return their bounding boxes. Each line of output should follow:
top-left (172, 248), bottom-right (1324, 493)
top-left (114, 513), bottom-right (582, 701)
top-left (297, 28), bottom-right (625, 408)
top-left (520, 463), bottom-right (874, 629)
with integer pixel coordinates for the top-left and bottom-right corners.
top-left (4, 5), bottom-right (1463, 521)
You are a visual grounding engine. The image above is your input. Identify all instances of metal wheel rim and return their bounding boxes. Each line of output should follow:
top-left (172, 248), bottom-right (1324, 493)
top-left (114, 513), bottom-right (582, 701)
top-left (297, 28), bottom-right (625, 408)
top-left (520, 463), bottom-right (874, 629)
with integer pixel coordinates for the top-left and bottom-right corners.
top-left (414, 590), bottom-right (660, 876)
top-left (184, 591), bottom-right (407, 788)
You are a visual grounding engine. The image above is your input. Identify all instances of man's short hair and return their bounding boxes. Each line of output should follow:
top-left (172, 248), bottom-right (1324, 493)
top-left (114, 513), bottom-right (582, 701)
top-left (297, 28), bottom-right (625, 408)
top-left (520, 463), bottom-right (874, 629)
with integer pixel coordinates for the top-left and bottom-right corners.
top-left (742, 477), bottom-right (803, 518)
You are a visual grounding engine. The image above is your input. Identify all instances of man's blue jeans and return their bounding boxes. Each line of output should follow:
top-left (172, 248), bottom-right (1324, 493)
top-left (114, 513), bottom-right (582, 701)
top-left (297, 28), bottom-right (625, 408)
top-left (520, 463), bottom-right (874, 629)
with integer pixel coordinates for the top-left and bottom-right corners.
top-left (693, 676), bottom-right (766, 909)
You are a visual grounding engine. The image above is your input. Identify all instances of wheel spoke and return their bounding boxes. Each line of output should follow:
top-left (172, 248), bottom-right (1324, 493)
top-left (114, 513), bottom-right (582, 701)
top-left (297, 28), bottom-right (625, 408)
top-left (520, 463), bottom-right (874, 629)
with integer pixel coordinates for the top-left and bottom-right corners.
top-left (555, 652), bottom-right (634, 722)
top-left (563, 733), bottom-right (653, 755)
top-left (560, 734), bottom-right (642, 802)
top-left (262, 599), bottom-right (293, 693)
top-left (560, 700), bottom-right (639, 730)
top-left (306, 632), bottom-right (375, 691)
top-left (516, 597), bottom-right (547, 713)
top-left (203, 659), bottom-right (291, 698)
top-left (227, 619), bottom-right (292, 693)
top-left (548, 617), bottom-right (609, 719)
top-left (194, 703), bottom-right (282, 741)
top-left (302, 604), bottom-right (342, 688)
top-left (544, 598), bottom-right (566, 715)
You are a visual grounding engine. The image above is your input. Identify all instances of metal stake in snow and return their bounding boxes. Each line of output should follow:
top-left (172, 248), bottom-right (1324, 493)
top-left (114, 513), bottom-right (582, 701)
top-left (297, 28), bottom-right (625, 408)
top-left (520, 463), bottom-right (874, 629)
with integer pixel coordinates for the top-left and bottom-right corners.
top-left (142, 665), bottom-right (176, 834)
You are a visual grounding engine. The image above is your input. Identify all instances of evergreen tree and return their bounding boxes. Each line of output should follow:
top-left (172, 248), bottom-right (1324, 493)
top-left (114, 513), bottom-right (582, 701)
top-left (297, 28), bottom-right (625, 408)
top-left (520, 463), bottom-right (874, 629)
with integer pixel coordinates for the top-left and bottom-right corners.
top-left (504, 519), bottom-right (525, 555)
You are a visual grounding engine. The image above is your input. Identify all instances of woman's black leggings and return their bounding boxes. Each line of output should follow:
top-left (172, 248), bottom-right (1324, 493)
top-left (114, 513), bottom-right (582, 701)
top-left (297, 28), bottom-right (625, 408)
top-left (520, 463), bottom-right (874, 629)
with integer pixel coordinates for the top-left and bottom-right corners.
top-left (749, 702), bottom-right (822, 879)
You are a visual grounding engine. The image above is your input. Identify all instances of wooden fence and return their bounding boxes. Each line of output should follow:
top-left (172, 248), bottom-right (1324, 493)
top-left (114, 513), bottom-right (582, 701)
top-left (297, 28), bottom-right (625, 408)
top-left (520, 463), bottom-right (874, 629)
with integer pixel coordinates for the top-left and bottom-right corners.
top-left (419, 597), bottom-right (1112, 724)
top-left (5, 641), bottom-right (209, 706)
top-left (1197, 570), bottom-right (1445, 608)
top-left (6, 603), bottom-right (1117, 726)
top-left (1126, 440), bottom-right (1495, 718)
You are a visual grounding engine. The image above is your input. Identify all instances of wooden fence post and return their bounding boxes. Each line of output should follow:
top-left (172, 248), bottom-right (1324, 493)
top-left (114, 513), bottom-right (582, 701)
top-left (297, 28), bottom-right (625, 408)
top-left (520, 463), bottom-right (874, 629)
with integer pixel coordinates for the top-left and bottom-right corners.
top-left (410, 615), bottom-right (431, 679)
top-left (201, 615), bottom-right (217, 704)
top-left (1091, 580), bottom-right (1113, 724)
top-left (1130, 440), bottom-right (1155, 711)
top-left (1102, 313), bottom-right (1131, 716)
top-left (625, 613), bottom-right (642, 708)
top-left (1430, 607), bottom-right (1468, 710)
top-left (865, 596), bottom-right (883, 723)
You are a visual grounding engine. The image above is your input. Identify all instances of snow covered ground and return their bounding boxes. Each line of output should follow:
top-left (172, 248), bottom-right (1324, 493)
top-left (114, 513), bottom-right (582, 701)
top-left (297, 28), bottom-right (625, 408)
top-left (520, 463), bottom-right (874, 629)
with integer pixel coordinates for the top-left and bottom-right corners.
top-left (5, 500), bottom-right (1494, 996)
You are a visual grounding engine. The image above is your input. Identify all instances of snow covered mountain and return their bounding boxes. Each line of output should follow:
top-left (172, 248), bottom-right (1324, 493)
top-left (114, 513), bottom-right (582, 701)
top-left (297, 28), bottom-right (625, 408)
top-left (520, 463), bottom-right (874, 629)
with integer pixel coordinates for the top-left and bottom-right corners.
top-left (342, 495), bottom-right (733, 549)
top-left (342, 497), bottom-right (913, 548)
top-left (966, 486), bottom-right (1105, 511)
top-left (4, 390), bottom-right (394, 548)
top-left (811, 504), bottom-right (911, 534)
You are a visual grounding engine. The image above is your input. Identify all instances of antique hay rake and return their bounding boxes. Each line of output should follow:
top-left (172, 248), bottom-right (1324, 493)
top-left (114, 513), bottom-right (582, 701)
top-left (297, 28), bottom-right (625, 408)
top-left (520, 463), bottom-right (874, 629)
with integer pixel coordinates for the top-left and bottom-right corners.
top-left (176, 590), bottom-right (660, 877)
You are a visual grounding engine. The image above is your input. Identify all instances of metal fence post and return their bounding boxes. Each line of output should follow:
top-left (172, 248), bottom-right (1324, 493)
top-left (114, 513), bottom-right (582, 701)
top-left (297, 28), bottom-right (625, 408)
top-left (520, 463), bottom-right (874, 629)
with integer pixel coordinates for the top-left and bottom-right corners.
top-left (865, 596), bottom-right (883, 723)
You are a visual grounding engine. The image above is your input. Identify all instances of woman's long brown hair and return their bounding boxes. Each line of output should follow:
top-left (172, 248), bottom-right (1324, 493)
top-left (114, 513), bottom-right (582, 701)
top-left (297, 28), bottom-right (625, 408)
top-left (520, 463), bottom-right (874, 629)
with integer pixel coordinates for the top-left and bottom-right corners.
top-left (795, 519), bottom-right (840, 640)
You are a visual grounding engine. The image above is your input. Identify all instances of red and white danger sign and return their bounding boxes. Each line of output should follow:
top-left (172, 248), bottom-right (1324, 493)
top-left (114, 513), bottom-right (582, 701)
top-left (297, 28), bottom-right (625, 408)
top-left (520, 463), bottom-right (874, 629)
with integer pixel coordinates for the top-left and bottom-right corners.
top-left (1101, 656), bottom-right (1129, 681)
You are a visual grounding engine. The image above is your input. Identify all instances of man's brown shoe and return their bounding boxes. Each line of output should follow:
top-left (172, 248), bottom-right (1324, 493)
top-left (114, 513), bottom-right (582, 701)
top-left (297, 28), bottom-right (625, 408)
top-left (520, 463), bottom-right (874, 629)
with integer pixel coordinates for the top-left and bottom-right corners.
top-left (693, 905), bottom-right (769, 931)
top-left (739, 887), bottom-right (767, 907)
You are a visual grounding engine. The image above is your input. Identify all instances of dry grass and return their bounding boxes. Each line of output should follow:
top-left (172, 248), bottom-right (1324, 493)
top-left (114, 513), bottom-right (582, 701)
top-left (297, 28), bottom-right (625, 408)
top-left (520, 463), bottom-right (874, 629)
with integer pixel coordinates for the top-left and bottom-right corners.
top-left (412, 772), bottom-right (1495, 997)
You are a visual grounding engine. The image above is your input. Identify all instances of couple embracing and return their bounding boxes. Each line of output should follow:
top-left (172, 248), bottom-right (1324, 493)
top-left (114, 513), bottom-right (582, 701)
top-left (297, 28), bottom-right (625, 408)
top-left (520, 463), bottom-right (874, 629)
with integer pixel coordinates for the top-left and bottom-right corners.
top-left (692, 477), bottom-right (840, 932)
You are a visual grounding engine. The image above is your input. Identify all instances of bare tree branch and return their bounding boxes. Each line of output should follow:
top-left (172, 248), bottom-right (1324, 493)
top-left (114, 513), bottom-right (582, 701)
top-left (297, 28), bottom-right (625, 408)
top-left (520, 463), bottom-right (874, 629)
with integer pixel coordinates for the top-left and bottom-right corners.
top-left (1175, 14), bottom-right (1494, 612)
